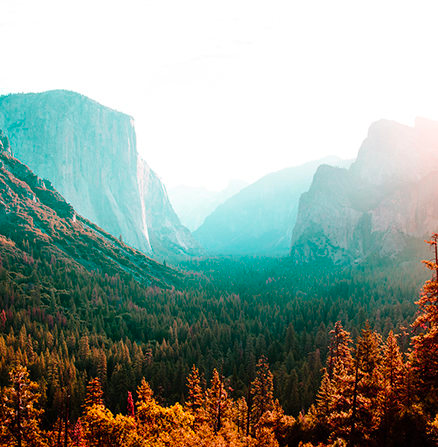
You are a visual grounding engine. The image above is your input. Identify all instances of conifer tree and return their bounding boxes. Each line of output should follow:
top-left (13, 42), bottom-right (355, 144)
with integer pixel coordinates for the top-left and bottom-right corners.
top-left (315, 322), bottom-right (354, 441)
top-left (327, 321), bottom-right (354, 378)
top-left (0, 365), bottom-right (46, 447)
top-left (135, 377), bottom-right (156, 430)
top-left (379, 331), bottom-right (404, 442)
top-left (83, 377), bottom-right (104, 409)
top-left (411, 234), bottom-right (438, 415)
top-left (349, 323), bottom-right (383, 445)
top-left (206, 369), bottom-right (229, 433)
top-left (250, 356), bottom-right (274, 435)
top-left (136, 377), bottom-right (154, 405)
top-left (186, 365), bottom-right (204, 412)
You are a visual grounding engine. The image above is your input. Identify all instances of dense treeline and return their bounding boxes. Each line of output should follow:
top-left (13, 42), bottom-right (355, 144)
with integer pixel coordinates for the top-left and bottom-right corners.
top-left (0, 225), bottom-right (435, 444)
top-left (1, 251), bottom-right (437, 445)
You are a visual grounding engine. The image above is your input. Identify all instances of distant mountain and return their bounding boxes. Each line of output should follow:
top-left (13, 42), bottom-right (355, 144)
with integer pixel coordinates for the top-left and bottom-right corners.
top-left (0, 90), bottom-right (200, 258)
top-left (169, 180), bottom-right (247, 231)
top-left (194, 157), bottom-right (350, 255)
top-left (0, 144), bottom-right (180, 287)
top-left (291, 118), bottom-right (438, 264)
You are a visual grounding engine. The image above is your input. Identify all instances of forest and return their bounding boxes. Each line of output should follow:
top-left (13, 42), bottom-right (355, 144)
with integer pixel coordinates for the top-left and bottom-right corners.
top-left (0, 228), bottom-right (437, 445)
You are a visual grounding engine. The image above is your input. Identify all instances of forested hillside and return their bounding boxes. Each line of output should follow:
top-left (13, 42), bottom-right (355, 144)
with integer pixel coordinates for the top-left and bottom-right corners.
top-left (1, 228), bottom-right (436, 444)
top-left (0, 126), bottom-right (436, 445)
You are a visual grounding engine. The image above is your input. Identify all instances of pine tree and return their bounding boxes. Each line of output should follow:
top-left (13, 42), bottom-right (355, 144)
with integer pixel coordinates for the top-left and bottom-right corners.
top-left (136, 377), bottom-right (154, 405)
top-left (250, 356), bottom-right (274, 435)
top-left (0, 365), bottom-right (46, 447)
top-left (411, 234), bottom-right (438, 415)
top-left (83, 377), bottom-right (104, 409)
top-left (186, 365), bottom-right (204, 412)
top-left (379, 331), bottom-right (404, 442)
top-left (327, 321), bottom-right (354, 378)
top-left (314, 322), bottom-right (355, 442)
top-left (349, 323), bottom-right (383, 445)
top-left (205, 369), bottom-right (229, 433)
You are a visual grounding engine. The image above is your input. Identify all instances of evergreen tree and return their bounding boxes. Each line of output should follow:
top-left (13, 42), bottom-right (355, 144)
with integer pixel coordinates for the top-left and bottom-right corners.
top-left (327, 321), bottom-right (354, 378)
top-left (83, 377), bottom-right (104, 409)
top-left (379, 331), bottom-right (405, 442)
top-left (0, 365), bottom-right (46, 447)
top-left (186, 365), bottom-right (204, 413)
top-left (206, 369), bottom-right (229, 433)
top-left (411, 234), bottom-right (438, 415)
top-left (319, 323), bottom-right (355, 442)
top-left (349, 323), bottom-right (383, 445)
top-left (250, 356), bottom-right (274, 435)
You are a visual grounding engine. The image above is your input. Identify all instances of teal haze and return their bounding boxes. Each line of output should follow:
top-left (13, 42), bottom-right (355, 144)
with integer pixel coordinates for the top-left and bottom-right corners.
top-left (194, 157), bottom-right (350, 255)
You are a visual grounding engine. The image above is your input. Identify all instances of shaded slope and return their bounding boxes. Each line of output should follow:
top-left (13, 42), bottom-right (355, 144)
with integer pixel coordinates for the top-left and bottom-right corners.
top-left (0, 149), bottom-right (180, 288)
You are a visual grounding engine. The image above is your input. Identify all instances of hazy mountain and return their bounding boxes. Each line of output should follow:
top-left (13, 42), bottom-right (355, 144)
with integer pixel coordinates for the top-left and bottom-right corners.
top-left (168, 180), bottom-right (247, 231)
top-left (0, 143), bottom-right (180, 287)
top-left (194, 157), bottom-right (350, 255)
top-left (0, 90), bottom-right (199, 258)
top-left (291, 118), bottom-right (438, 264)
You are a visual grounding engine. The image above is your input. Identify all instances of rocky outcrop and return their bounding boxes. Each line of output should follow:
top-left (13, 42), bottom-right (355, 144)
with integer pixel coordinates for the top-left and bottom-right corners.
top-left (290, 118), bottom-right (438, 264)
top-left (0, 130), bottom-right (11, 154)
top-left (0, 90), bottom-right (199, 258)
top-left (194, 157), bottom-right (349, 255)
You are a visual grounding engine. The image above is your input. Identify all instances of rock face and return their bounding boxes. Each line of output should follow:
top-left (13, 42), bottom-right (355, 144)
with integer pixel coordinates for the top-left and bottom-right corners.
top-left (0, 90), bottom-right (199, 258)
top-left (194, 157), bottom-right (349, 255)
top-left (0, 146), bottom-right (181, 287)
top-left (290, 118), bottom-right (438, 263)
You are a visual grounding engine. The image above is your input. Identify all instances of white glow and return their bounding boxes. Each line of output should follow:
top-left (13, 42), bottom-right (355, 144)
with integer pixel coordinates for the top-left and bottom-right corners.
top-left (1, 0), bottom-right (438, 189)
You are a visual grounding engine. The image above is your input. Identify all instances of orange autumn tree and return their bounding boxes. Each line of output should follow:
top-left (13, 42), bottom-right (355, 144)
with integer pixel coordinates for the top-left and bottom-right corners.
top-left (379, 331), bottom-right (405, 442)
top-left (0, 365), bottom-right (47, 447)
top-left (185, 364), bottom-right (207, 426)
top-left (314, 322), bottom-right (354, 440)
top-left (411, 234), bottom-right (438, 421)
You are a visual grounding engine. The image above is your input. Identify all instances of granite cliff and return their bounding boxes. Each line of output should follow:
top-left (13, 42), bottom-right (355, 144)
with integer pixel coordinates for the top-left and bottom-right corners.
top-left (194, 157), bottom-right (349, 255)
top-left (0, 90), bottom-right (199, 258)
top-left (0, 144), bottom-right (181, 287)
top-left (290, 118), bottom-right (438, 263)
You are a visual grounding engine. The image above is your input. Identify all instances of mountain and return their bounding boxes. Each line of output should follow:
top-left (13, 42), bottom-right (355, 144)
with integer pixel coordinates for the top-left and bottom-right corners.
top-left (290, 118), bottom-right (438, 264)
top-left (194, 157), bottom-right (350, 255)
top-left (168, 180), bottom-right (247, 231)
top-left (0, 142), bottom-right (181, 287)
top-left (0, 90), bottom-right (199, 258)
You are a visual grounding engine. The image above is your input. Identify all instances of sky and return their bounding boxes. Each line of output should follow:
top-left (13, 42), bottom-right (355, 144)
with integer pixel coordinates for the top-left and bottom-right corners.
top-left (2, 0), bottom-right (438, 190)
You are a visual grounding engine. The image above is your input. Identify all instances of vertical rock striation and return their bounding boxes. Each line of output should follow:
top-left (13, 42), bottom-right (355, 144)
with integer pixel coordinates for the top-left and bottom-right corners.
top-left (0, 90), bottom-right (199, 257)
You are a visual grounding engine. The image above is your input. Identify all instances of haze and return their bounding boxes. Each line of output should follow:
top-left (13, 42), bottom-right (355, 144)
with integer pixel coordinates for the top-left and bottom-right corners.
top-left (1, 0), bottom-right (438, 190)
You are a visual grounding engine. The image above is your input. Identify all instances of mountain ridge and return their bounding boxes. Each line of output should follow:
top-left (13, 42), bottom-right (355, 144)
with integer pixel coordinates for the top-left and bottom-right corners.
top-left (194, 156), bottom-right (350, 255)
